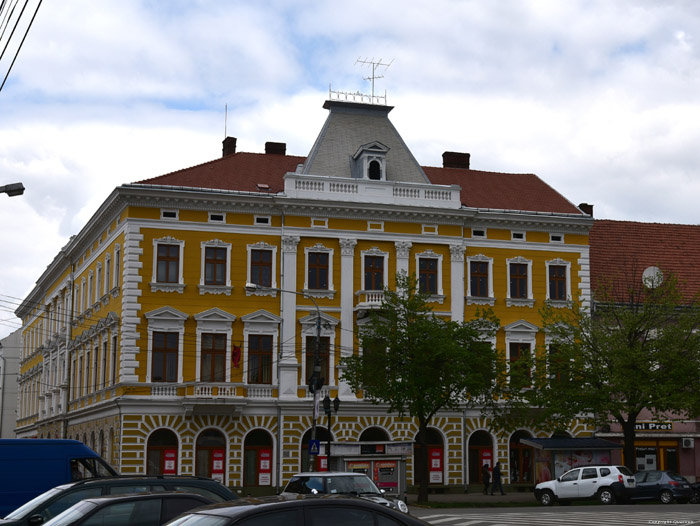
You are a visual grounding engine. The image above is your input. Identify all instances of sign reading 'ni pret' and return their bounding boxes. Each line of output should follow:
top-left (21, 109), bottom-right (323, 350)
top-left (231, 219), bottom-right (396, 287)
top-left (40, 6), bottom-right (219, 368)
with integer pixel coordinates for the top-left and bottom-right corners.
top-left (635, 421), bottom-right (673, 431)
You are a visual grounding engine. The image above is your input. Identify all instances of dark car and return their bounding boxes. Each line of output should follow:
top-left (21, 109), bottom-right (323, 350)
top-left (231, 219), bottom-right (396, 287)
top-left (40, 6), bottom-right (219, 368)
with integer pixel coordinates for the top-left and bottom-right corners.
top-left (1, 476), bottom-right (237, 526)
top-left (164, 495), bottom-right (428, 526)
top-left (41, 492), bottom-right (213, 526)
top-left (280, 472), bottom-right (409, 513)
top-left (631, 470), bottom-right (693, 504)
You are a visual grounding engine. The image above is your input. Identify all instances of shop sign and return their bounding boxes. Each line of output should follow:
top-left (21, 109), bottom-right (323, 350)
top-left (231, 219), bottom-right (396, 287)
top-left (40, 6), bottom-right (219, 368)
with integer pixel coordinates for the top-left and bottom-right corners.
top-left (635, 422), bottom-right (672, 431)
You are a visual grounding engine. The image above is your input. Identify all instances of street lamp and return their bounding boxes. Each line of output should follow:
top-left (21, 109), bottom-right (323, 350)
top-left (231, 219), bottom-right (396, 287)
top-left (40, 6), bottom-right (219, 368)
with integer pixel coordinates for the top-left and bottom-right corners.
top-left (322, 395), bottom-right (340, 471)
top-left (244, 282), bottom-right (323, 471)
top-left (0, 182), bottom-right (24, 197)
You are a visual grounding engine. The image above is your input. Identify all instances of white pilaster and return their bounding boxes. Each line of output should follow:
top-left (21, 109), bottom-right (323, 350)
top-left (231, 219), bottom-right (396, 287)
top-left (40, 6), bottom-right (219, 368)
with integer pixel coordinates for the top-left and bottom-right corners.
top-left (279, 236), bottom-right (300, 399)
top-left (338, 238), bottom-right (357, 399)
top-left (450, 244), bottom-right (465, 321)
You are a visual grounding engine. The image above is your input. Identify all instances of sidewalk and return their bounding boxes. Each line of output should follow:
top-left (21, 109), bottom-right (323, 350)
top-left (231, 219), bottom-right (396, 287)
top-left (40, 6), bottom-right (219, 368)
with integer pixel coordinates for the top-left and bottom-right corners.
top-left (406, 490), bottom-right (536, 507)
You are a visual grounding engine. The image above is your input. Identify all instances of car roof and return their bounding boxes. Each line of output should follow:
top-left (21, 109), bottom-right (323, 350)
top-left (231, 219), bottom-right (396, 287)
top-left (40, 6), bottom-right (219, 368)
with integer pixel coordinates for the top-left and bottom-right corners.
top-left (288, 472), bottom-right (370, 477)
top-left (189, 495), bottom-right (399, 518)
top-left (81, 492), bottom-right (213, 505)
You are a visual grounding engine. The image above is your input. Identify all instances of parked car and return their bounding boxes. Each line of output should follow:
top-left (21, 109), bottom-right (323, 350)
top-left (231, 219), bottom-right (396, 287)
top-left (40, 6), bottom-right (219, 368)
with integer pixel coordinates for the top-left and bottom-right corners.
top-left (0, 476), bottom-right (237, 525)
top-left (631, 470), bottom-right (693, 504)
top-left (165, 495), bottom-right (428, 526)
top-left (534, 465), bottom-right (636, 505)
top-left (280, 472), bottom-right (409, 514)
top-left (42, 492), bottom-right (213, 526)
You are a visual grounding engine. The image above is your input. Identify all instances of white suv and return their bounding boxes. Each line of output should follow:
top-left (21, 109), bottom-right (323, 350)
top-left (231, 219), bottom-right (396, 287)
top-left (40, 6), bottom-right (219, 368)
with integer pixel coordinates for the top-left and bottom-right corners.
top-left (535, 465), bottom-right (636, 505)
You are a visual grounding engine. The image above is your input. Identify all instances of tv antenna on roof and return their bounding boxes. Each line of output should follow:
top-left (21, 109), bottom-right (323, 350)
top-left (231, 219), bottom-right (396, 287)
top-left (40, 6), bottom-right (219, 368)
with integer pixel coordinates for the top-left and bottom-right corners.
top-left (356, 57), bottom-right (393, 100)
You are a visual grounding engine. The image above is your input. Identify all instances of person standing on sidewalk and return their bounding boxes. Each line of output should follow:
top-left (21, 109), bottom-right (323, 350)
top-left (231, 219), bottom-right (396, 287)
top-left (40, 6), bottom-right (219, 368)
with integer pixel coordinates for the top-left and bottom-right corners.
top-left (481, 463), bottom-right (491, 495)
top-left (490, 461), bottom-right (505, 495)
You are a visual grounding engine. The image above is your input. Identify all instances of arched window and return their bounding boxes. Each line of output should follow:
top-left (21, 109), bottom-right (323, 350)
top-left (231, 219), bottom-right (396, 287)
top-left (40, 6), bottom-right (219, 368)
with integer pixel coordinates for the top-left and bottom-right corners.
top-left (244, 429), bottom-right (274, 488)
top-left (147, 428), bottom-right (178, 475)
top-left (368, 160), bottom-right (382, 180)
top-left (196, 429), bottom-right (226, 484)
top-left (359, 427), bottom-right (389, 442)
top-left (414, 428), bottom-right (444, 485)
top-left (300, 427), bottom-right (331, 473)
top-left (509, 430), bottom-right (534, 484)
top-left (468, 430), bottom-right (494, 484)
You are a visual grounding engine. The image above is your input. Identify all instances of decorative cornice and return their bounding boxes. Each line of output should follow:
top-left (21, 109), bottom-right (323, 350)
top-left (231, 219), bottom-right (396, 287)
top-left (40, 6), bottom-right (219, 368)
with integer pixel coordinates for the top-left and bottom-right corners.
top-left (339, 238), bottom-right (357, 256)
top-left (281, 236), bottom-right (300, 253)
top-left (395, 241), bottom-right (412, 259)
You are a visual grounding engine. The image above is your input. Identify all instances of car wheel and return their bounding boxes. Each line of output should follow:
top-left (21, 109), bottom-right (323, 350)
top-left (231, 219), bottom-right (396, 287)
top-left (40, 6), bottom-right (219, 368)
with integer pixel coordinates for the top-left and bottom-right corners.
top-left (539, 490), bottom-right (555, 506)
top-left (660, 490), bottom-right (674, 504)
top-left (598, 488), bottom-right (615, 505)
top-left (690, 490), bottom-right (700, 504)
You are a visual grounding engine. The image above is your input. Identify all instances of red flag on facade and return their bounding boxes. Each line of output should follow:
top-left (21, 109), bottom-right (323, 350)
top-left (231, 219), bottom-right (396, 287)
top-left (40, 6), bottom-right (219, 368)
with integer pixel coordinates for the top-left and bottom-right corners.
top-left (232, 345), bottom-right (241, 368)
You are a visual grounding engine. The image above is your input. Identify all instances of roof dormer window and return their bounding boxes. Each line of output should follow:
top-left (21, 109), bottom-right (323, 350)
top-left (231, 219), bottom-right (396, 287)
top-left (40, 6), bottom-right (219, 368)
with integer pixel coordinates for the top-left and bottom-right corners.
top-left (352, 141), bottom-right (389, 181)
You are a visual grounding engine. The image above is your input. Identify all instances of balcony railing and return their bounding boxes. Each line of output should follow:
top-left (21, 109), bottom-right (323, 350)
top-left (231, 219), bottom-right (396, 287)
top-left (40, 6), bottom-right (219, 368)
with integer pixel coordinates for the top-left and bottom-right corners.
top-left (355, 290), bottom-right (384, 309)
top-left (284, 174), bottom-right (461, 209)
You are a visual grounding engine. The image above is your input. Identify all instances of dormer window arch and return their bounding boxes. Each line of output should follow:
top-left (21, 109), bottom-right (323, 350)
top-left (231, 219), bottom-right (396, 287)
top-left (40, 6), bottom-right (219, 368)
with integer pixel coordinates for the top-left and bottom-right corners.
top-left (352, 141), bottom-right (389, 181)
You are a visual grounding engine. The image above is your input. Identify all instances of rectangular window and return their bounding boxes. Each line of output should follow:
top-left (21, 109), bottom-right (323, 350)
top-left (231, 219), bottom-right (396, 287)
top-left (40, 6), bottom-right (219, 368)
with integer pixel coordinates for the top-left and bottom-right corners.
top-left (157, 244), bottom-right (180, 283)
top-left (305, 336), bottom-right (330, 385)
top-left (250, 249), bottom-right (272, 287)
top-left (548, 345), bottom-right (569, 384)
top-left (418, 258), bottom-right (438, 294)
top-left (470, 261), bottom-right (489, 297)
top-left (152, 332), bottom-right (178, 382)
top-left (204, 247), bottom-right (227, 285)
top-left (201, 333), bottom-right (226, 382)
top-left (510, 263), bottom-right (528, 299)
top-left (248, 334), bottom-right (272, 384)
top-left (509, 342), bottom-right (531, 389)
top-left (364, 256), bottom-right (384, 291)
top-left (549, 265), bottom-right (567, 300)
top-left (111, 335), bottom-right (118, 385)
top-left (308, 252), bottom-right (329, 290)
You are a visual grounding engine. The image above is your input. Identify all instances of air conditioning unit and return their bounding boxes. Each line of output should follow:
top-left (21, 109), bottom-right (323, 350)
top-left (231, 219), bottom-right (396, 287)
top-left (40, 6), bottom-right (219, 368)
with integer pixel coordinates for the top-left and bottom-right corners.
top-left (682, 438), bottom-right (694, 448)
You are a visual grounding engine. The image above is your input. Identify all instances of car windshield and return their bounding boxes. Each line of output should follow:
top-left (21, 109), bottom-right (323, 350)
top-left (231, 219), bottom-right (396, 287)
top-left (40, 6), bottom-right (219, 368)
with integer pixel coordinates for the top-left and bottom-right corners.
top-left (166, 514), bottom-right (230, 526)
top-left (42, 501), bottom-right (97, 526)
top-left (668, 473), bottom-right (687, 482)
top-left (3, 487), bottom-right (66, 519)
top-left (617, 466), bottom-right (633, 476)
top-left (327, 476), bottom-right (381, 495)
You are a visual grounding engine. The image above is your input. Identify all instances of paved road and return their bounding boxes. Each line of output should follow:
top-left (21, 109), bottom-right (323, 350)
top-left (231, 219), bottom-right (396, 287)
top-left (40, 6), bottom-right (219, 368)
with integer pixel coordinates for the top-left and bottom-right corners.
top-left (413, 506), bottom-right (700, 526)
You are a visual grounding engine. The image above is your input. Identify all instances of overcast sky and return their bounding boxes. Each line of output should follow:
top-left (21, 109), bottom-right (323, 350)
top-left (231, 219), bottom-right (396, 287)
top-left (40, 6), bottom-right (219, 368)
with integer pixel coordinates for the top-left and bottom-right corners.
top-left (1, 0), bottom-right (700, 338)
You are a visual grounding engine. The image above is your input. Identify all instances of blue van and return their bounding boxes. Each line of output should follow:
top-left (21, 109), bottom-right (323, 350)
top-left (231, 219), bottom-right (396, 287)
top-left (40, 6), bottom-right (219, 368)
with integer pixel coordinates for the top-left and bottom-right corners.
top-left (0, 439), bottom-right (117, 517)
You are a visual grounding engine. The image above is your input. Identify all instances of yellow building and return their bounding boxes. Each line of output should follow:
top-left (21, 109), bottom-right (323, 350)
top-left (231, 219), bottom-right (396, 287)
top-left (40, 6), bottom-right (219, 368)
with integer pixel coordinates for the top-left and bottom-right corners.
top-left (16, 98), bottom-right (593, 493)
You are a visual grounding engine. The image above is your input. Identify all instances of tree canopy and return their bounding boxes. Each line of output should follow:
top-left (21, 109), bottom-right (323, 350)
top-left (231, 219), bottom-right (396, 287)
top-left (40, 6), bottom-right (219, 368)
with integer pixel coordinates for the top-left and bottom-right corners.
top-left (495, 270), bottom-right (700, 472)
top-left (341, 273), bottom-right (498, 502)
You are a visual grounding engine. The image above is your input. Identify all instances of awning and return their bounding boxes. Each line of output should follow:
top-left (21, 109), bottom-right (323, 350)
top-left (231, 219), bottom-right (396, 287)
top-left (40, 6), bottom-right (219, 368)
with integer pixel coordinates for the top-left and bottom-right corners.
top-left (521, 437), bottom-right (623, 451)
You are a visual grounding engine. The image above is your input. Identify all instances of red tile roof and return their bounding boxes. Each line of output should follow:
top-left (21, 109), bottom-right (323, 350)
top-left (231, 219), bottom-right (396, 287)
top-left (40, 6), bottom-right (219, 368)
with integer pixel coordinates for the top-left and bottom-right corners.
top-left (136, 153), bottom-right (584, 215)
top-left (423, 166), bottom-right (582, 215)
top-left (590, 219), bottom-right (700, 302)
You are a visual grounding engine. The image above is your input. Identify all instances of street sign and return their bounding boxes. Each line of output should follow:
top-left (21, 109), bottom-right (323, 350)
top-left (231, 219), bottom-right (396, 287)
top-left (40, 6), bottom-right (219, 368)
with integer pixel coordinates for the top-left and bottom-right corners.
top-left (309, 439), bottom-right (320, 456)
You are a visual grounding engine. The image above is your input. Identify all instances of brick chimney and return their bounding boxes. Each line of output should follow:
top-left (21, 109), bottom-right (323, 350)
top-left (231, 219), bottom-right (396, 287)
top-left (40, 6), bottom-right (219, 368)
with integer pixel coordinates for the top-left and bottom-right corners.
top-left (265, 142), bottom-right (286, 155)
top-left (222, 136), bottom-right (237, 157)
top-left (442, 151), bottom-right (470, 169)
top-left (579, 203), bottom-right (594, 216)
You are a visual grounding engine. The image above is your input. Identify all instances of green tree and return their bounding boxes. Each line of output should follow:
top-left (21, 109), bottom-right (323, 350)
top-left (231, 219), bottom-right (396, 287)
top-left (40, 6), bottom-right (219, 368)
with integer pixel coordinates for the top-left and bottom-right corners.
top-left (494, 270), bottom-right (700, 473)
top-left (341, 274), bottom-right (498, 503)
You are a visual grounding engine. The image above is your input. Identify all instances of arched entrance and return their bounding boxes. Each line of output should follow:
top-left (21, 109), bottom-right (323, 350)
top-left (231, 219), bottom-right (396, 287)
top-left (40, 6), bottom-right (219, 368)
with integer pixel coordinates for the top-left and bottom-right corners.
top-left (196, 428), bottom-right (226, 483)
top-left (414, 428), bottom-right (444, 485)
top-left (509, 430), bottom-right (534, 484)
top-left (147, 428), bottom-right (178, 475)
top-left (360, 427), bottom-right (389, 442)
top-left (301, 427), bottom-right (331, 472)
top-left (244, 429), bottom-right (273, 488)
top-left (468, 430), bottom-right (493, 485)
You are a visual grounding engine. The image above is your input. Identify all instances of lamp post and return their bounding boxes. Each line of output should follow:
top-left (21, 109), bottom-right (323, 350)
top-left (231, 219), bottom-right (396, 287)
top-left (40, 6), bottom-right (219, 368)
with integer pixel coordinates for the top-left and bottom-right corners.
top-left (322, 395), bottom-right (340, 471)
top-left (0, 182), bottom-right (24, 197)
top-left (244, 282), bottom-right (323, 471)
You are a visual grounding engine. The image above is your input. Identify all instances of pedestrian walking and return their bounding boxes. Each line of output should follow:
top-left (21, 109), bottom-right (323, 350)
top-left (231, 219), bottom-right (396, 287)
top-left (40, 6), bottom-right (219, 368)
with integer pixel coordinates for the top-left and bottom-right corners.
top-left (481, 463), bottom-right (491, 495)
top-left (490, 461), bottom-right (505, 495)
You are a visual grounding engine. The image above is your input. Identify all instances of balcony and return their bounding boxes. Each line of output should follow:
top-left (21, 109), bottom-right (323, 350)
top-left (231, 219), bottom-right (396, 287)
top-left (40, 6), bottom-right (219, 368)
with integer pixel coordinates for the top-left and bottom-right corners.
top-left (284, 174), bottom-right (462, 209)
top-left (355, 290), bottom-right (384, 310)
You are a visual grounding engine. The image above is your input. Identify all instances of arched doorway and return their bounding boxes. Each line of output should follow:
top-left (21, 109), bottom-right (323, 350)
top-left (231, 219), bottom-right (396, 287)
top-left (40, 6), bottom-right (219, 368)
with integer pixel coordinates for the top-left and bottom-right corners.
top-left (147, 428), bottom-right (178, 475)
top-left (509, 430), bottom-right (534, 484)
top-left (468, 430), bottom-right (493, 485)
top-left (196, 429), bottom-right (226, 483)
top-left (300, 427), bottom-right (331, 472)
top-left (244, 429), bottom-right (274, 488)
top-left (359, 427), bottom-right (389, 442)
top-left (414, 428), bottom-right (444, 485)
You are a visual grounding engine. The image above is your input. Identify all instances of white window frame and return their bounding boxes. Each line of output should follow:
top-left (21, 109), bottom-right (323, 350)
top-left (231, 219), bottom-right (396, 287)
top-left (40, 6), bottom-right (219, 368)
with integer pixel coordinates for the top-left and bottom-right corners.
top-left (113, 244), bottom-right (121, 290)
top-left (151, 236), bottom-right (186, 293)
top-left (241, 310), bottom-right (282, 386)
top-left (422, 224), bottom-right (438, 235)
top-left (511, 231), bottom-right (526, 241)
top-left (199, 239), bottom-right (233, 295)
top-left (506, 256), bottom-right (534, 307)
top-left (300, 312), bottom-right (339, 388)
top-left (311, 217), bottom-right (328, 228)
top-left (144, 306), bottom-right (188, 384)
top-left (367, 221), bottom-right (384, 232)
top-left (361, 247), bottom-right (389, 291)
top-left (194, 308), bottom-right (236, 384)
top-left (545, 258), bottom-right (572, 306)
top-left (209, 212), bottom-right (226, 223)
top-left (466, 254), bottom-right (495, 306)
top-left (104, 254), bottom-right (111, 296)
top-left (254, 215), bottom-right (271, 226)
top-left (161, 209), bottom-right (179, 220)
top-left (246, 242), bottom-right (278, 295)
top-left (504, 320), bottom-right (538, 388)
top-left (550, 233), bottom-right (565, 243)
top-left (415, 249), bottom-right (444, 302)
top-left (303, 244), bottom-right (335, 298)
